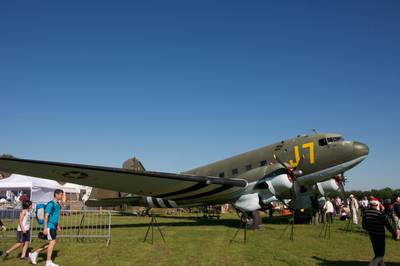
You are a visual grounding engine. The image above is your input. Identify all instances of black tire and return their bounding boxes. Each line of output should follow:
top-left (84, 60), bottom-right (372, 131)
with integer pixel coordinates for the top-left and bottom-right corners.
top-left (247, 211), bottom-right (262, 229)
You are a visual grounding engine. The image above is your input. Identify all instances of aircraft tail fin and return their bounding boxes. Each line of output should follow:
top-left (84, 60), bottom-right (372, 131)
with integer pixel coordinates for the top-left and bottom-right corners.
top-left (122, 157), bottom-right (146, 171)
top-left (85, 157), bottom-right (145, 208)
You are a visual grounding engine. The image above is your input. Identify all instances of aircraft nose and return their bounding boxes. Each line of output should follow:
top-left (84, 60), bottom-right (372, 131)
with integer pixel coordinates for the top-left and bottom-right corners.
top-left (353, 141), bottom-right (369, 157)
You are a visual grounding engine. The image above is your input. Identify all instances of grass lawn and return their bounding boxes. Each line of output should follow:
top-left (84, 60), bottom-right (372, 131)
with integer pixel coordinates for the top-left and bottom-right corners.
top-left (1, 213), bottom-right (400, 265)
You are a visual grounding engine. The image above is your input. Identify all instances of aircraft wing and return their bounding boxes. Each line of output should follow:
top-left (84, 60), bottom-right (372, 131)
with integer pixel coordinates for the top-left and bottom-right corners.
top-left (0, 157), bottom-right (247, 201)
top-left (85, 196), bottom-right (146, 207)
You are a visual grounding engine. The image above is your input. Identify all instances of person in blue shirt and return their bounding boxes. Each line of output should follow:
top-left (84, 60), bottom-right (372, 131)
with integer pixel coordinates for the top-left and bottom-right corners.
top-left (29, 189), bottom-right (64, 266)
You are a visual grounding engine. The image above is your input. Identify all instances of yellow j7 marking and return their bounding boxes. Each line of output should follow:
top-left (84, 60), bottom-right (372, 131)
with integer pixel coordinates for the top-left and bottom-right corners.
top-left (289, 142), bottom-right (315, 168)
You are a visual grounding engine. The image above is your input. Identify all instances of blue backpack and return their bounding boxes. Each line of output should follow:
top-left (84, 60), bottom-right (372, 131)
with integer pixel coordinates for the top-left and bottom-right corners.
top-left (35, 201), bottom-right (56, 227)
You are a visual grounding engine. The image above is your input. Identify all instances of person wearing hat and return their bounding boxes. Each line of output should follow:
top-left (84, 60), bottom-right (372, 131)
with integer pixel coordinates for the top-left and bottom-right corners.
top-left (369, 196), bottom-right (385, 212)
top-left (362, 198), bottom-right (398, 266)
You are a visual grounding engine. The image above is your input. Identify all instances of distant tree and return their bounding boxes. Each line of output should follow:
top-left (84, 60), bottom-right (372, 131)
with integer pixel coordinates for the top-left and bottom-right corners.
top-left (0, 154), bottom-right (15, 179)
top-left (327, 187), bottom-right (400, 201)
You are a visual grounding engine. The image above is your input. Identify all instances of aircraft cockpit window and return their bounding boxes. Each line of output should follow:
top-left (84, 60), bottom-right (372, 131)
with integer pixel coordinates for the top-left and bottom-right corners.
top-left (327, 136), bottom-right (344, 143)
top-left (319, 138), bottom-right (328, 146)
top-left (319, 136), bottom-right (343, 146)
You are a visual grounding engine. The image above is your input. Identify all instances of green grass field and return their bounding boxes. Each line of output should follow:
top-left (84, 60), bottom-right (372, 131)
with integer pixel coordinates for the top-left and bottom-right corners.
top-left (1, 213), bottom-right (400, 266)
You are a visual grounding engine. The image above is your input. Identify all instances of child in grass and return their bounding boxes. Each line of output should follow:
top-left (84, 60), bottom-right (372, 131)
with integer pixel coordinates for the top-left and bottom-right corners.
top-left (1, 200), bottom-right (33, 260)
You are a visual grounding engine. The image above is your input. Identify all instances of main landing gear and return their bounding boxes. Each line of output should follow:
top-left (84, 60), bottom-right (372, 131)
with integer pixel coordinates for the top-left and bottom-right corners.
top-left (230, 210), bottom-right (262, 244)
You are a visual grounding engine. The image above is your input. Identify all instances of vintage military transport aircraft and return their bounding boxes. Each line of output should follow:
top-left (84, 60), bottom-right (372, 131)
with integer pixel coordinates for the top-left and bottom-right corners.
top-left (0, 133), bottom-right (368, 224)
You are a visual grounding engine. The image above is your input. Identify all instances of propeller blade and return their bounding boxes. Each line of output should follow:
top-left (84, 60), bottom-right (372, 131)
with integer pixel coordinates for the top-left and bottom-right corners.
top-left (274, 154), bottom-right (304, 179)
top-left (273, 154), bottom-right (289, 170)
top-left (294, 155), bottom-right (306, 171)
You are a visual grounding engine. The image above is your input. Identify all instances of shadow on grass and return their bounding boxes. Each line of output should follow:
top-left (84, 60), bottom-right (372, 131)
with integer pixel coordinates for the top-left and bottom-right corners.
top-left (111, 218), bottom-right (241, 229)
top-left (49, 219), bottom-right (240, 230)
top-left (158, 214), bottom-right (295, 225)
top-left (109, 215), bottom-right (296, 229)
top-left (262, 215), bottom-right (292, 224)
top-left (312, 256), bottom-right (400, 266)
top-left (156, 215), bottom-right (220, 221)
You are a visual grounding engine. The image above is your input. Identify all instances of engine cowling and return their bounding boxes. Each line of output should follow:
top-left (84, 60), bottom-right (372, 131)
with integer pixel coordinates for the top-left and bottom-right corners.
top-left (315, 178), bottom-right (340, 196)
top-left (264, 173), bottom-right (293, 195)
top-left (234, 164), bottom-right (293, 211)
top-left (253, 164), bottom-right (293, 196)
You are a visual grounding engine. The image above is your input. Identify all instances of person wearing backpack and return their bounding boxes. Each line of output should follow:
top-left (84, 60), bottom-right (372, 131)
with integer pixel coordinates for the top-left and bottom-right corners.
top-left (29, 189), bottom-right (63, 266)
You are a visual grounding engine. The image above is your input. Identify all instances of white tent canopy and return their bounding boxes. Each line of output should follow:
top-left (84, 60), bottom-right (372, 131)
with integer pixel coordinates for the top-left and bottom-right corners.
top-left (61, 183), bottom-right (88, 194)
top-left (0, 174), bottom-right (62, 204)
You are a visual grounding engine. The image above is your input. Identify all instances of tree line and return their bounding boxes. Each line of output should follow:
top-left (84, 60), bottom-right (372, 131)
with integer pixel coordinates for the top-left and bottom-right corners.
top-left (330, 187), bottom-right (400, 201)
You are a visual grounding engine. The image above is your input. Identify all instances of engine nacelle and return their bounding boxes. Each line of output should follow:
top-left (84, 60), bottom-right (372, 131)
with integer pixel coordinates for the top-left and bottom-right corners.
top-left (253, 164), bottom-right (293, 196)
top-left (315, 178), bottom-right (340, 196)
top-left (233, 164), bottom-right (293, 212)
top-left (264, 174), bottom-right (293, 195)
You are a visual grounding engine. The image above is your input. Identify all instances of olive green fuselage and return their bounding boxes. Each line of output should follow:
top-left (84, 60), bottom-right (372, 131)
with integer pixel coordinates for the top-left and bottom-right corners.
top-left (184, 133), bottom-right (368, 184)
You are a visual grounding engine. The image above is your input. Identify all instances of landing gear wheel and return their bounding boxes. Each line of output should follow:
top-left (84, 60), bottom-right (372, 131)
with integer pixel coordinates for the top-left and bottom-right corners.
top-left (236, 210), bottom-right (262, 229)
top-left (247, 211), bottom-right (261, 229)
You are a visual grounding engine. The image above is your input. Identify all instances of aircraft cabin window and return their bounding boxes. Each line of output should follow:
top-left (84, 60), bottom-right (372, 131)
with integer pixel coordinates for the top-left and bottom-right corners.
top-left (245, 164), bottom-right (252, 171)
top-left (319, 138), bottom-right (328, 146)
top-left (260, 160), bottom-right (267, 166)
top-left (219, 172), bottom-right (225, 178)
top-left (232, 169), bottom-right (238, 175)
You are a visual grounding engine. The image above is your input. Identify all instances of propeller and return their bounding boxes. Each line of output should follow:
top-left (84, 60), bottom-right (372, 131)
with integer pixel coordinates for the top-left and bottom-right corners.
top-left (273, 154), bottom-right (304, 182)
top-left (273, 154), bottom-right (305, 241)
top-left (273, 154), bottom-right (306, 209)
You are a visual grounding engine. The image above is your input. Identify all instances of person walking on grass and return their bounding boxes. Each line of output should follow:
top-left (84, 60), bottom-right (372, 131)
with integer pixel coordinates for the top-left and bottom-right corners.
top-left (29, 189), bottom-right (63, 266)
top-left (1, 200), bottom-right (32, 261)
top-left (323, 197), bottom-right (334, 224)
top-left (362, 198), bottom-right (398, 266)
top-left (0, 218), bottom-right (6, 231)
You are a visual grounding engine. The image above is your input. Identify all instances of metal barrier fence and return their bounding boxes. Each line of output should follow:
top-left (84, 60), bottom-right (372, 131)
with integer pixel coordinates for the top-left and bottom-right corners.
top-left (0, 209), bottom-right (111, 246)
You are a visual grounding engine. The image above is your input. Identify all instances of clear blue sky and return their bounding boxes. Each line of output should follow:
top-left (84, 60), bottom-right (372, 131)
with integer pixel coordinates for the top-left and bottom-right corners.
top-left (1, 1), bottom-right (399, 190)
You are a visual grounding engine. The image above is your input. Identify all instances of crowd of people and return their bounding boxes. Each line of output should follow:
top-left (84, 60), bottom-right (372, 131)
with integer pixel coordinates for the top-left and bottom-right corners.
top-left (1, 191), bottom-right (399, 265)
top-left (320, 195), bottom-right (400, 265)
top-left (1, 189), bottom-right (64, 266)
top-left (0, 190), bottom-right (30, 208)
